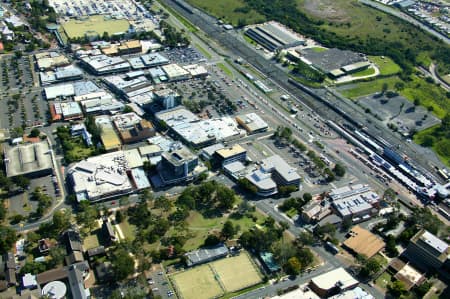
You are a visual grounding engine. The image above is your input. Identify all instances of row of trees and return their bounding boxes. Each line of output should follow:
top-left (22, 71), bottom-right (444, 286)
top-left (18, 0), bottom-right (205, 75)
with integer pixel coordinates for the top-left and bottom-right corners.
top-left (278, 193), bottom-right (312, 214)
top-left (176, 180), bottom-right (236, 216)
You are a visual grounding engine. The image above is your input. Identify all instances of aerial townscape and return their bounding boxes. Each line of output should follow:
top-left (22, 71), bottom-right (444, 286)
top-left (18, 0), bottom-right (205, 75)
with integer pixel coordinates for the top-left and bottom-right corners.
top-left (0, 0), bottom-right (450, 299)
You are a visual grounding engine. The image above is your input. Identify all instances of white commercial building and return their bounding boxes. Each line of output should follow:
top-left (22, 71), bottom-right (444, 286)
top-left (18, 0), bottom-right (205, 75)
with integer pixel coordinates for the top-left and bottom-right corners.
top-left (330, 184), bottom-right (380, 222)
top-left (162, 63), bottom-right (191, 81)
top-left (67, 150), bottom-right (149, 202)
top-left (155, 106), bottom-right (244, 148)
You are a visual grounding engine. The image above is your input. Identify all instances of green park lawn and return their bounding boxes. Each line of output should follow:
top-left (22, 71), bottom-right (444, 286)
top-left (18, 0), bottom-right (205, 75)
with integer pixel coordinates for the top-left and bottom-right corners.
top-left (310, 47), bottom-right (328, 53)
top-left (119, 220), bottom-right (136, 241)
top-left (369, 56), bottom-right (402, 76)
top-left (285, 208), bottom-right (298, 218)
top-left (64, 136), bottom-right (96, 162)
top-left (181, 210), bottom-right (264, 251)
top-left (186, 0), bottom-right (265, 26)
top-left (341, 75), bottom-right (448, 118)
top-left (351, 67), bottom-right (376, 77)
top-left (63, 15), bottom-right (130, 39)
top-left (414, 126), bottom-right (450, 167)
top-left (340, 76), bottom-right (402, 98)
top-left (375, 271), bottom-right (393, 290)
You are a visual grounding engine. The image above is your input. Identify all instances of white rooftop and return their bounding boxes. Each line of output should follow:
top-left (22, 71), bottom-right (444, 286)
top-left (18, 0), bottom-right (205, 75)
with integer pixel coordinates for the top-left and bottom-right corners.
top-left (68, 151), bottom-right (141, 201)
top-left (246, 169), bottom-right (277, 190)
top-left (236, 113), bottom-right (269, 132)
top-left (329, 287), bottom-right (374, 299)
top-left (162, 63), bottom-right (190, 79)
top-left (261, 155), bottom-right (300, 183)
top-left (310, 267), bottom-right (358, 291)
top-left (44, 84), bottom-right (75, 99)
top-left (421, 231), bottom-right (448, 253)
top-left (22, 273), bottom-right (37, 288)
top-left (111, 112), bottom-right (142, 130)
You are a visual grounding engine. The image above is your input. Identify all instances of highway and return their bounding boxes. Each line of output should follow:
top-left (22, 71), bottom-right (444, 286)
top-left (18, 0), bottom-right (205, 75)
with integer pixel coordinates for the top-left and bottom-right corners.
top-left (359, 0), bottom-right (450, 45)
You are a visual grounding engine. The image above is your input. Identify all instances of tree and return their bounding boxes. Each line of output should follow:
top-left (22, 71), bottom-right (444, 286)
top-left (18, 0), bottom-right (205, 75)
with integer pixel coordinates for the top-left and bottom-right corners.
top-left (47, 246), bottom-right (65, 268)
top-left (296, 232), bottom-right (314, 247)
top-left (385, 235), bottom-right (399, 257)
top-left (217, 185), bottom-right (236, 210)
top-left (0, 225), bottom-right (18, 254)
top-left (302, 193), bottom-right (312, 203)
top-left (342, 217), bottom-right (352, 230)
top-left (381, 82), bottom-right (388, 94)
top-left (112, 248), bottom-right (135, 281)
top-left (28, 128), bottom-right (40, 138)
top-left (122, 105), bottom-right (133, 113)
top-left (237, 178), bottom-right (257, 194)
top-left (52, 210), bottom-right (71, 233)
top-left (20, 261), bottom-right (47, 275)
top-left (221, 220), bottom-right (236, 239)
top-left (115, 210), bottom-right (123, 224)
top-left (76, 201), bottom-right (98, 232)
top-left (154, 196), bottom-right (172, 211)
top-left (13, 175), bottom-right (30, 189)
top-left (27, 231), bottom-right (40, 244)
top-left (383, 188), bottom-right (397, 202)
top-left (278, 185), bottom-right (298, 196)
top-left (314, 223), bottom-right (336, 238)
top-left (204, 234), bottom-right (221, 247)
top-left (296, 247), bottom-right (314, 268)
top-left (332, 163), bottom-right (346, 177)
top-left (0, 201), bottom-right (6, 221)
top-left (388, 280), bottom-right (407, 297)
top-left (360, 258), bottom-right (381, 278)
top-left (284, 257), bottom-right (301, 275)
top-left (323, 168), bottom-right (335, 182)
top-left (414, 281), bottom-right (432, 297)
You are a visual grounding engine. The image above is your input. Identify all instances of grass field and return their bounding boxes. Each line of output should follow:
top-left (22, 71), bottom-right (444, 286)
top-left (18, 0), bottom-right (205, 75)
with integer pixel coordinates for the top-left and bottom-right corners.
top-left (298, 0), bottom-right (437, 65)
top-left (186, 0), bottom-right (265, 25)
top-left (414, 126), bottom-right (450, 166)
top-left (83, 232), bottom-right (100, 250)
top-left (182, 210), bottom-right (264, 251)
top-left (62, 15), bottom-right (130, 39)
top-left (211, 253), bottom-right (262, 292)
top-left (351, 67), bottom-right (376, 77)
top-left (369, 56), bottom-right (402, 76)
top-left (310, 47), bottom-right (328, 53)
top-left (375, 271), bottom-right (392, 290)
top-left (217, 62), bottom-right (233, 77)
top-left (119, 220), bottom-right (136, 241)
top-left (171, 265), bottom-right (224, 299)
top-left (285, 208), bottom-right (298, 218)
top-left (194, 43), bottom-right (212, 59)
top-left (340, 75), bottom-right (449, 118)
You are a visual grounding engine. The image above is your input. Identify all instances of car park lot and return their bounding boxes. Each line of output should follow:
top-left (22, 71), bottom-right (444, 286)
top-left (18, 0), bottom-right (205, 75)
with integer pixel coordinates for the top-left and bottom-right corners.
top-left (6, 175), bottom-right (57, 221)
top-left (146, 264), bottom-right (175, 299)
top-left (0, 55), bottom-right (47, 129)
top-left (48, 0), bottom-right (150, 20)
top-left (162, 47), bottom-right (205, 65)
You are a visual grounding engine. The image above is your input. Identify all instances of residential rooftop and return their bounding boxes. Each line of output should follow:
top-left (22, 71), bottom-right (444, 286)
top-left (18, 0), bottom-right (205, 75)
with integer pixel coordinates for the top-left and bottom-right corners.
top-left (343, 225), bottom-right (385, 258)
